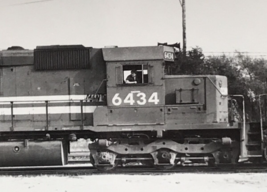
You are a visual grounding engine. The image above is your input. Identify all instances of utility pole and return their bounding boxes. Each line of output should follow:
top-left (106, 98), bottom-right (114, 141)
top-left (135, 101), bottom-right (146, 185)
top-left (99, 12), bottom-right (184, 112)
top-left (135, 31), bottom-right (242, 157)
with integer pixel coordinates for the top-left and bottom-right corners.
top-left (179, 0), bottom-right (186, 55)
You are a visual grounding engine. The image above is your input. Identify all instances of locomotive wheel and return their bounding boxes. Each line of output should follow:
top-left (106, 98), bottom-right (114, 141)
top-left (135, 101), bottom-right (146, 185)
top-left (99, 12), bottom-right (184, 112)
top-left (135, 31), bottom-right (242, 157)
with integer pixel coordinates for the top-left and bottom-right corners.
top-left (152, 149), bottom-right (177, 170)
top-left (90, 154), bottom-right (117, 172)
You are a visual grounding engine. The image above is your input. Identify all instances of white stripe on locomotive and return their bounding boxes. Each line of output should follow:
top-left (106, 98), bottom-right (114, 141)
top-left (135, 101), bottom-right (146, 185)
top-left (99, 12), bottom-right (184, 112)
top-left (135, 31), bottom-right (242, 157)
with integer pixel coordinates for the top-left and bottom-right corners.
top-left (0, 95), bottom-right (98, 115)
top-left (0, 106), bottom-right (97, 115)
top-left (0, 95), bottom-right (87, 104)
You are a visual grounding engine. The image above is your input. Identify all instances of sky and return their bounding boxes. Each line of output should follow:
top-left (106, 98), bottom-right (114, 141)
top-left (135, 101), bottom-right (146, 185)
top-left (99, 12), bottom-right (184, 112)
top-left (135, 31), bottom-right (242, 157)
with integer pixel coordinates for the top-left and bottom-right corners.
top-left (0, 0), bottom-right (267, 57)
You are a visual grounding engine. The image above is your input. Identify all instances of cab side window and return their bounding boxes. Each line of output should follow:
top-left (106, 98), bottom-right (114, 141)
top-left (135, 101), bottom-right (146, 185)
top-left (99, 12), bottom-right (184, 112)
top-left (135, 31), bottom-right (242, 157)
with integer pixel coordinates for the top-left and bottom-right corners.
top-left (123, 64), bottom-right (148, 84)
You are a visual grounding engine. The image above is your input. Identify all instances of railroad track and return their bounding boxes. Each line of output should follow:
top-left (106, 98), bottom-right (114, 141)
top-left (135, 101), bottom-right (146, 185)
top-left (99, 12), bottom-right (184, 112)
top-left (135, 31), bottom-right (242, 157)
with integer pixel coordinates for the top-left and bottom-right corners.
top-left (1, 163), bottom-right (267, 176)
top-left (0, 164), bottom-right (95, 176)
top-left (0, 151), bottom-right (266, 175)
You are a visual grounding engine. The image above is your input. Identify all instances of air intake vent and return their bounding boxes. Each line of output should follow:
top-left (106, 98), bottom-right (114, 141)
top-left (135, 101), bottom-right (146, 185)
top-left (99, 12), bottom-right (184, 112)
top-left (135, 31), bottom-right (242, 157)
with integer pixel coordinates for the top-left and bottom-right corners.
top-left (34, 45), bottom-right (91, 70)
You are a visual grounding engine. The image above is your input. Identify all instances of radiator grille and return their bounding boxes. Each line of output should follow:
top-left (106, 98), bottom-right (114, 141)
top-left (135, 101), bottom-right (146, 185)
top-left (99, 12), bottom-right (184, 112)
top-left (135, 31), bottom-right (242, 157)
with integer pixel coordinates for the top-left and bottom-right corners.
top-left (34, 45), bottom-right (91, 70)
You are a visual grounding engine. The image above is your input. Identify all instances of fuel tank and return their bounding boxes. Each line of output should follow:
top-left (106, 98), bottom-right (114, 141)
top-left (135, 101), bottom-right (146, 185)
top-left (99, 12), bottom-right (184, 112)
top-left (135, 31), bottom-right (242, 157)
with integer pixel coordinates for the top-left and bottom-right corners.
top-left (0, 141), bottom-right (65, 166)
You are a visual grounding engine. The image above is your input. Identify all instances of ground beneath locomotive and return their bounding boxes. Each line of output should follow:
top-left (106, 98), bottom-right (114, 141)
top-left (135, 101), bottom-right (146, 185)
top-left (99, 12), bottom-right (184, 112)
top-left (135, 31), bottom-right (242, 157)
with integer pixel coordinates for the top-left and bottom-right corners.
top-left (0, 173), bottom-right (266, 192)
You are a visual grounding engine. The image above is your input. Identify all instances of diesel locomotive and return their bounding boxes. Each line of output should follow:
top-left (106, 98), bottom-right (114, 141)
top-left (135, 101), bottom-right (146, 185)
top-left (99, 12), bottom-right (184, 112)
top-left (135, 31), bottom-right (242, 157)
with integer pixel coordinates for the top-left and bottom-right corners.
top-left (0, 44), bottom-right (266, 170)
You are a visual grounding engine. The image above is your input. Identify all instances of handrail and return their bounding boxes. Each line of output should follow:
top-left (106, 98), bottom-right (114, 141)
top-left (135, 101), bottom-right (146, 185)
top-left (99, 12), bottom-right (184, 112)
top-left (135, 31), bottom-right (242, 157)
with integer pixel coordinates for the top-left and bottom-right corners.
top-left (206, 77), bottom-right (245, 125)
top-left (230, 94), bottom-right (246, 125)
top-left (206, 77), bottom-right (227, 97)
top-left (45, 101), bottom-right (49, 131)
top-left (5, 98), bottom-right (89, 131)
top-left (80, 100), bottom-right (84, 130)
top-left (94, 79), bottom-right (107, 95)
top-left (10, 101), bottom-right (14, 131)
top-left (256, 94), bottom-right (267, 147)
top-left (0, 98), bottom-right (88, 104)
top-left (230, 95), bottom-right (246, 159)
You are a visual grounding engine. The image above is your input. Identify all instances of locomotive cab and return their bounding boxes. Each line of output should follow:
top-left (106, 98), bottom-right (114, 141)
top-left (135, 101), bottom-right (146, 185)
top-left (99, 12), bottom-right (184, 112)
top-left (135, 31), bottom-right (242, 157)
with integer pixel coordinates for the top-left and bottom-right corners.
top-left (93, 46), bottom-right (175, 127)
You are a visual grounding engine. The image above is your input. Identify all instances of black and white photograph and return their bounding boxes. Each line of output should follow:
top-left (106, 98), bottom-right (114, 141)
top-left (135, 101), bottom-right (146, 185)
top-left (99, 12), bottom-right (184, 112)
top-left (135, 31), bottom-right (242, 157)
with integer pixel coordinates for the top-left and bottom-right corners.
top-left (0, 0), bottom-right (267, 191)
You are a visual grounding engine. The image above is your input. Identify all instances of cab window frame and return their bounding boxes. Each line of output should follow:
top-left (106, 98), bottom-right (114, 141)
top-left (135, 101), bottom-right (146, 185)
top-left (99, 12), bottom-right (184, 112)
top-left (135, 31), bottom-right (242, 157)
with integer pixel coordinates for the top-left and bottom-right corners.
top-left (116, 62), bottom-right (151, 86)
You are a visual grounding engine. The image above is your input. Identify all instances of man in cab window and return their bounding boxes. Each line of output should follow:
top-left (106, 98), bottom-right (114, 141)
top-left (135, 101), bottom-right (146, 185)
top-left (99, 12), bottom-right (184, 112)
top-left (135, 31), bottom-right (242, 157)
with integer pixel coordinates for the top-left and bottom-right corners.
top-left (126, 70), bottom-right (137, 84)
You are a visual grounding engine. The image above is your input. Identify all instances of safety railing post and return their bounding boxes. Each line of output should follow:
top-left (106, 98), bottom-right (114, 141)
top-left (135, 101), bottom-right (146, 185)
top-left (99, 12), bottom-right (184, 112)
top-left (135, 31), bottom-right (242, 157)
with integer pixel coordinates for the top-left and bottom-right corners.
top-left (45, 101), bottom-right (49, 131)
top-left (230, 95), bottom-right (247, 160)
top-left (10, 101), bottom-right (14, 131)
top-left (80, 100), bottom-right (84, 130)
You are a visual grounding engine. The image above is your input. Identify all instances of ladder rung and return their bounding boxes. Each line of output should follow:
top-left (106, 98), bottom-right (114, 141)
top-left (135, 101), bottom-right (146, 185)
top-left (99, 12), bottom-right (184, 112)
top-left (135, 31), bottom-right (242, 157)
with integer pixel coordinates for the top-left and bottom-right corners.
top-left (246, 142), bottom-right (261, 146)
top-left (247, 155), bottom-right (262, 158)
top-left (247, 131), bottom-right (261, 135)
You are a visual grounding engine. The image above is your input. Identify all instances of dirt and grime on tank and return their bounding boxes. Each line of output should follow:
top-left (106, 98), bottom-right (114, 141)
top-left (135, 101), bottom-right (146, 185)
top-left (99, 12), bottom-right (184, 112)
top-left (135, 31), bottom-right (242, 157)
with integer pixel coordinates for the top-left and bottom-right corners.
top-left (0, 173), bottom-right (266, 192)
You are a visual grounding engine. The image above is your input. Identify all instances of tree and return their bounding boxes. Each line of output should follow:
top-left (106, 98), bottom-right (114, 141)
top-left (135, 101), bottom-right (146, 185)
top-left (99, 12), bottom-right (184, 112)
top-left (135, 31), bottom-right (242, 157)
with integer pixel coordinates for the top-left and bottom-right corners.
top-left (172, 47), bottom-right (267, 121)
top-left (172, 47), bottom-right (205, 75)
top-left (204, 52), bottom-right (267, 121)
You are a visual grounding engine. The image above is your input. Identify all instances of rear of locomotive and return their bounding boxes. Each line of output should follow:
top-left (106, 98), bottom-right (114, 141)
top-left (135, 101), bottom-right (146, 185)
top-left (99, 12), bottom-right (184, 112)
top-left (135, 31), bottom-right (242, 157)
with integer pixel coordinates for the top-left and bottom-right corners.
top-left (0, 45), bottom-right (106, 166)
top-left (88, 45), bottom-right (242, 170)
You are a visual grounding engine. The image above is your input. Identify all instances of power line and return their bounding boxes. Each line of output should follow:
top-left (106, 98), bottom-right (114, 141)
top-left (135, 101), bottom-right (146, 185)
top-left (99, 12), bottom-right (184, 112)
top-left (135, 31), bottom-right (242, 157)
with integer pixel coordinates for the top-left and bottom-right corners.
top-left (203, 52), bottom-right (267, 58)
top-left (204, 52), bottom-right (267, 54)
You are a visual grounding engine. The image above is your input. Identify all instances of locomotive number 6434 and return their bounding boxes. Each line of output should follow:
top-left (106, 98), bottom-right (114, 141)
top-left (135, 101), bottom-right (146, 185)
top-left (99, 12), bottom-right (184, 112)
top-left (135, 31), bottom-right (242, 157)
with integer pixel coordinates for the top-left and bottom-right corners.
top-left (112, 91), bottom-right (159, 106)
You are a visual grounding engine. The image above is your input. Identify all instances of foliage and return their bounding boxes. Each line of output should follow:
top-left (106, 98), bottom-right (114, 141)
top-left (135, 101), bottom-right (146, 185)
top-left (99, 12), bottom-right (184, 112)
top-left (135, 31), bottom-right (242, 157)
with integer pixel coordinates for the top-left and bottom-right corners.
top-left (172, 47), bottom-right (267, 121)
top-left (172, 47), bottom-right (205, 75)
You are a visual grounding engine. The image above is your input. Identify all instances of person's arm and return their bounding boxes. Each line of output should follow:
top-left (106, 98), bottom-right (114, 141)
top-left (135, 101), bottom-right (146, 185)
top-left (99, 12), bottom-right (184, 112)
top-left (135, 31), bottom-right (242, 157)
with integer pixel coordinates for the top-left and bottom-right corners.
top-left (126, 75), bottom-right (137, 84)
top-left (125, 79), bottom-right (137, 84)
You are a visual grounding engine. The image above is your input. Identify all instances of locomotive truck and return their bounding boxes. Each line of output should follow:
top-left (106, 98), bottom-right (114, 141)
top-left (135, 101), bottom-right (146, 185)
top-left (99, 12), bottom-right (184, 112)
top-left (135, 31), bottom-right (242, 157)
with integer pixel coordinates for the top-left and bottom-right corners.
top-left (0, 44), bottom-right (266, 170)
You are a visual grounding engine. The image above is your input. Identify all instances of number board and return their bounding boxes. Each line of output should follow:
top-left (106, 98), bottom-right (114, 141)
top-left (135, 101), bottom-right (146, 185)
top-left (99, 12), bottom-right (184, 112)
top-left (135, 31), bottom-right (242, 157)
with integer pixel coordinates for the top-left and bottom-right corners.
top-left (108, 88), bottom-right (163, 107)
top-left (163, 51), bottom-right (174, 62)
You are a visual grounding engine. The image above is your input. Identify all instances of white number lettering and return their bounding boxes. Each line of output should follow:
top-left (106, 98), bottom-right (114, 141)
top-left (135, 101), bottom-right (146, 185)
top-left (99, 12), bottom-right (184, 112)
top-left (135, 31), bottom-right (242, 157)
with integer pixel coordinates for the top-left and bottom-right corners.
top-left (136, 92), bottom-right (146, 105)
top-left (148, 92), bottom-right (160, 104)
top-left (112, 93), bottom-right (122, 106)
top-left (164, 52), bottom-right (174, 61)
top-left (112, 92), bottom-right (160, 106)
top-left (124, 93), bottom-right (135, 105)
